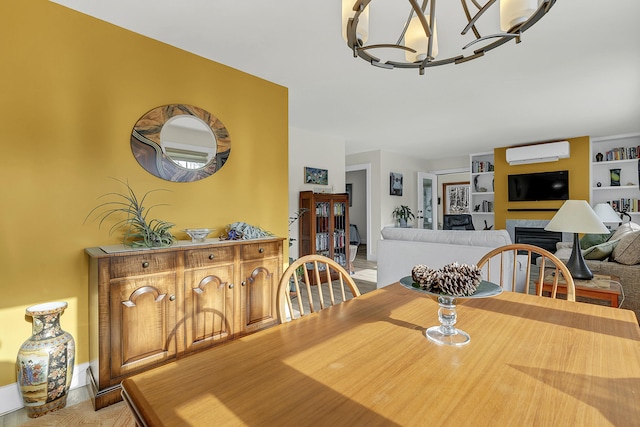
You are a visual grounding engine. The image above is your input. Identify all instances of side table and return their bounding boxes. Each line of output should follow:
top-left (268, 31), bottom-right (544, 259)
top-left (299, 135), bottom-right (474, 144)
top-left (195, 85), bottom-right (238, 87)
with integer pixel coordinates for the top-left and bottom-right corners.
top-left (538, 273), bottom-right (623, 308)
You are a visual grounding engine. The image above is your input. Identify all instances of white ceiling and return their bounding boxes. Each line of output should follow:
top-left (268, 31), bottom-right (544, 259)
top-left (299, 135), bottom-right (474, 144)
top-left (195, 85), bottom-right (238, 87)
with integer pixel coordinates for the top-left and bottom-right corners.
top-left (51, 0), bottom-right (640, 160)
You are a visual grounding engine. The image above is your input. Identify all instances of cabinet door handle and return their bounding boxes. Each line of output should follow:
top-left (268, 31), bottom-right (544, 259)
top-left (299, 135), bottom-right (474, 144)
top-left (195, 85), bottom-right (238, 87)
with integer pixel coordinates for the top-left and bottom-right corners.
top-left (241, 281), bottom-right (246, 286)
top-left (169, 295), bottom-right (176, 301)
top-left (228, 283), bottom-right (234, 289)
top-left (258, 248), bottom-right (264, 253)
top-left (208, 254), bottom-right (215, 260)
top-left (142, 261), bottom-right (149, 268)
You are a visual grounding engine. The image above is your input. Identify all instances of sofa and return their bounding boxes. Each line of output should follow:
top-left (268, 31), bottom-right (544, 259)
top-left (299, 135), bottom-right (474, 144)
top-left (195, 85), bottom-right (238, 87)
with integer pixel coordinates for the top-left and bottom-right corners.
top-left (553, 222), bottom-right (640, 322)
top-left (377, 227), bottom-right (523, 290)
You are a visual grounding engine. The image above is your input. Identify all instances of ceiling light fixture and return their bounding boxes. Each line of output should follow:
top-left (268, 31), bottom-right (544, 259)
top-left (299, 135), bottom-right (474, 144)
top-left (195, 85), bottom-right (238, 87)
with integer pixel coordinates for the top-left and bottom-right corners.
top-left (342, 0), bottom-right (556, 75)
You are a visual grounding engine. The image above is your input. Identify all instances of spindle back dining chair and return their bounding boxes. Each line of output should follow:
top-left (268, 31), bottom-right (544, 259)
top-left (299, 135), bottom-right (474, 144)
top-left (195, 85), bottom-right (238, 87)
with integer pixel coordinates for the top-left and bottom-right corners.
top-left (476, 243), bottom-right (576, 301)
top-left (277, 255), bottom-right (361, 323)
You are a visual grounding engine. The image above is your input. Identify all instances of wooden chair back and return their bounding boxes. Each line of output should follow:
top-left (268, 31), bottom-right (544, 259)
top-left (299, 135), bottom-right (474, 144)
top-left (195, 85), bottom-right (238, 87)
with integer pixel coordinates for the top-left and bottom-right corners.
top-left (476, 243), bottom-right (576, 302)
top-left (277, 255), bottom-right (361, 323)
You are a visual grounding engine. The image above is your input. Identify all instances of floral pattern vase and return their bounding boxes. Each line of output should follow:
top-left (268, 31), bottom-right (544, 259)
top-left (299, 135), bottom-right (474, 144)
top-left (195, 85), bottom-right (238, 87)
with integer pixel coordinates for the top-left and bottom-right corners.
top-left (16, 301), bottom-right (75, 418)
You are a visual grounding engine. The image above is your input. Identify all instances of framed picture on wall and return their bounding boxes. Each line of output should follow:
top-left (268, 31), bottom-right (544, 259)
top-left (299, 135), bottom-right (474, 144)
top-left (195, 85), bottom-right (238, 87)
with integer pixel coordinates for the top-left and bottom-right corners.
top-left (304, 167), bottom-right (328, 185)
top-left (346, 183), bottom-right (353, 206)
top-left (390, 172), bottom-right (403, 196)
top-left (443, 182), bottom-right (470, 214)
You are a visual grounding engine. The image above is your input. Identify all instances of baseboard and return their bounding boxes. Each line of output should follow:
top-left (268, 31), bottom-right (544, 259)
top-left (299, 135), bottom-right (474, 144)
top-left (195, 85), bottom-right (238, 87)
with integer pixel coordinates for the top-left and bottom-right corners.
top-left (0, 362), bottom-right (89, 416)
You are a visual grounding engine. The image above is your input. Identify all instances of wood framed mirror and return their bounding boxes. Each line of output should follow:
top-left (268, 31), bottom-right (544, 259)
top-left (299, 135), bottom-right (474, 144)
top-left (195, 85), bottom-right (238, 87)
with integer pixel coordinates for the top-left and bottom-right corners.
top-left (130, 104), bottom-right (231, 182)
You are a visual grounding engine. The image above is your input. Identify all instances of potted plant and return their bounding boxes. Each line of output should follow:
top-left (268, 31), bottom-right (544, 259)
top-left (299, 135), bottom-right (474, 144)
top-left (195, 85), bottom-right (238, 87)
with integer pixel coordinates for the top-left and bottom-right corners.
top-left (85, 179), bottom-right (176, 248)
top-left (392, 205), bottom-right (415, 228)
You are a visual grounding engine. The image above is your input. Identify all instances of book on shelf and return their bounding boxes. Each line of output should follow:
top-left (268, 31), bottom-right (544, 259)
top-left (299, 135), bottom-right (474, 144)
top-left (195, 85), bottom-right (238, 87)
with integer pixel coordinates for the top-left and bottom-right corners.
top-left (602, 147), bottom-right (640, 161)
top-left (471, 161), bottom-right (494, 173)
top-left (607, 199), bottom-right (639, 213)
top-left (480, 200), bottom-right (494, 213)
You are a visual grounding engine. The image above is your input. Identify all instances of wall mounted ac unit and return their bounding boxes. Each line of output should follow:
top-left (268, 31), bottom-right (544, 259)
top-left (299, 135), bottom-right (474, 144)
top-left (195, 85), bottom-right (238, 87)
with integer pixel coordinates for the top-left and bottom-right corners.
top-left (506, 141), bottom-right (570, 165)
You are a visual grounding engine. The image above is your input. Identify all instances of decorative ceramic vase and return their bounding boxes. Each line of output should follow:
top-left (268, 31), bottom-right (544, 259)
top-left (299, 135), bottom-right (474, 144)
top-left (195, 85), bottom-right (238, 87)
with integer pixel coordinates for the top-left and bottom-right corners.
top-left (16, 302), bottom-right (75, 418)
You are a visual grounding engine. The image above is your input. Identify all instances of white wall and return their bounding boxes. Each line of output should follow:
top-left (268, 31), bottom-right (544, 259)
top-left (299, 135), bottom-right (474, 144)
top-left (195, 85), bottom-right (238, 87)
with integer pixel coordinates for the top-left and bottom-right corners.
top-left (347, 150), bottom-right (438, 260)
top-left (380, 151), bottom-right (432, 229)
top-left (346, 151), bottom-right (381, 259)
top-left (288, 127), bottom-right (346, 260)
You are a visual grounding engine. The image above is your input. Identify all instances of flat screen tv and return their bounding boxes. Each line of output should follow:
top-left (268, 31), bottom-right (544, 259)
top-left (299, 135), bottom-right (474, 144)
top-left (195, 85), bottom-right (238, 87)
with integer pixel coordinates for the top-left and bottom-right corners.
top-left (508, 170), bottom-right (569, 202)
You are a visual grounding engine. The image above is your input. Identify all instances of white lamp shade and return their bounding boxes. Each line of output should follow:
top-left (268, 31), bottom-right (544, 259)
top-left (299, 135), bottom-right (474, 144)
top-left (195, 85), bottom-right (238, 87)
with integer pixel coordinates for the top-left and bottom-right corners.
top-left (545, 200), bottom-right (610, 234)
top-left (405, 15), bottom-right (438, 62)
top-left (342, 0), bottom-right (369, 43)
top-left (500, 0), bottom-right (540, 32)
top-left (593, 203), bottom-right (622, 223)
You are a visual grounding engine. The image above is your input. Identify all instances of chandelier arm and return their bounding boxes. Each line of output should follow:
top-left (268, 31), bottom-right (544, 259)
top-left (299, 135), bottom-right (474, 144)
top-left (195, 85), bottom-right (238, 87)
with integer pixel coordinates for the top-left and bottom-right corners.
top-left (454, 51), bottom-right (485, 64)
top-left (408, 0), bottom-right (432, 38)
top-left (395, 0), bottom-right (429, 45)
top-left (470, 33), bottom-right (517, 57)
top-left (371, 61), bottom-right (394, 69)
top-left (426, 0), bottom-right (436, 62)
top-left (460, 0), bottom-right (481, 39)
top-left (396, 8), bottom-right (415, 45)
top-left (345, 0), bottom-right (373, 50)
top-left (463, 33), bottom-right (518, 50)
top-left (359, 44), bottom-right (417, 53)
top-left (544, 0), bottom-right (556, 13)
top-left (461, 0), bottom-right (498, 37)
top-left (355, 47), bottom-right (381, 65)
top-left (388, 55), bottom-right (461, 69)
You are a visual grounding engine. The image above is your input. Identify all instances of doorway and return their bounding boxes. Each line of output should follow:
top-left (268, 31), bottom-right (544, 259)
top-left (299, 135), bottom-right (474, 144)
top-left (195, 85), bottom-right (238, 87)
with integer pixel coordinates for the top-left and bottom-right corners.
top-left (417, 172), bottom-right (438, 229)
top-left (346, 164), bottom-right (371, 260)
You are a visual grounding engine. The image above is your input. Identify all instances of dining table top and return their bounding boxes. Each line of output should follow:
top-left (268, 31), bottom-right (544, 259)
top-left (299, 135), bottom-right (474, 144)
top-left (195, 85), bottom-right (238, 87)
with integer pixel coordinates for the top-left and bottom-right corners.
top-left (121, 282), bottom-right (640, 426)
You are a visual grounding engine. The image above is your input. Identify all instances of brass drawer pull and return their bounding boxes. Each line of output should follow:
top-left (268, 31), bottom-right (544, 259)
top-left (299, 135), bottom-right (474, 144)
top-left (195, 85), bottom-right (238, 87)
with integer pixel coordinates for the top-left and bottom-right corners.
top-left (229, 283), bottom-right (234, 289)
top-left (142, 262), bottom-right (149, 268)
top-left (241, 281), bottom-right (246, 286)
top-left (169, 295), bottom-right (176, 301)
top-left (258, 248), bottom-right (264, 253)
top-left (208, 254), bottom-right (215, 260)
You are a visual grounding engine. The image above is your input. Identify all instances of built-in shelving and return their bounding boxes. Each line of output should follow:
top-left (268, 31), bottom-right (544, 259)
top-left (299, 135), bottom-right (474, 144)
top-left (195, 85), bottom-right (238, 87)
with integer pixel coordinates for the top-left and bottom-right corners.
top-left (591, 133), bottom-right (640, 216)
top-left (470, 152), bottom-right (494, 230)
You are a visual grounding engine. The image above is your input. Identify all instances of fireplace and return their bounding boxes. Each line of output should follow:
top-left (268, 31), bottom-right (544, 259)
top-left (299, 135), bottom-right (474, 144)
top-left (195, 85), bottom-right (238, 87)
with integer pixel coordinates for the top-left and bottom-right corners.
top-left (514, 227), bottom-right (562, 254)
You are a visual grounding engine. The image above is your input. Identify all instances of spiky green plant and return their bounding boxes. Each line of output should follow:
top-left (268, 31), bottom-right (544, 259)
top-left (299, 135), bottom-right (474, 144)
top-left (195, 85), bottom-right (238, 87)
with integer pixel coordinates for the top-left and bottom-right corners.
top-left (85, 179), bottom-right (176, 248)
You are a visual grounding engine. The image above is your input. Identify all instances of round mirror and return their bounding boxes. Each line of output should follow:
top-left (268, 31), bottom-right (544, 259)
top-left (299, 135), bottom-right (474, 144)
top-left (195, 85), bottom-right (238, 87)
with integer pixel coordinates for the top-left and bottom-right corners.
top-left (130, 104), bottom-right (231, 182)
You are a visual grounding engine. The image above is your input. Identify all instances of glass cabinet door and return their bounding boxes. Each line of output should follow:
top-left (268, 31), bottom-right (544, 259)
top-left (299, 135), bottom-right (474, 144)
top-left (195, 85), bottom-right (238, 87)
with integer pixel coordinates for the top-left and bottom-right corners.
top-left (417, 172), bottom-right (437, 229)
top-left (333, 201), bottom-right (347, 267)
top-left (315, 201), bottom-right (330, 257)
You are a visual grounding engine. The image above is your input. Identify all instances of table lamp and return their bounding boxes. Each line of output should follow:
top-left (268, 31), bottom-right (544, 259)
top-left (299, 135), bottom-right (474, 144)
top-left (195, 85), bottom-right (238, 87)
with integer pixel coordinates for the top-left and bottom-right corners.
top-left (545, 200), bottom-right (609, 280)
top-left (593, 202), bottom-right (622, 228)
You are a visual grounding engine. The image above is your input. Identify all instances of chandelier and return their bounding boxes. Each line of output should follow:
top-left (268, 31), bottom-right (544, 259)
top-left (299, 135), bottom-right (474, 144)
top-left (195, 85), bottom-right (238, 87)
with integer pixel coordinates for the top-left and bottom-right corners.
top-left (342, 0), bottom-right (556, 75)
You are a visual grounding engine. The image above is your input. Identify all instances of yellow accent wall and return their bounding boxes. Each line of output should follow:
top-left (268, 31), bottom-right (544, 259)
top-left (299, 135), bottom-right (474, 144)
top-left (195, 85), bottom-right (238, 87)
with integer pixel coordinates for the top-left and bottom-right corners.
top-left (494, 137), bottom-right (590, 229)
top-left (0, 1), bottom-right (288, 386)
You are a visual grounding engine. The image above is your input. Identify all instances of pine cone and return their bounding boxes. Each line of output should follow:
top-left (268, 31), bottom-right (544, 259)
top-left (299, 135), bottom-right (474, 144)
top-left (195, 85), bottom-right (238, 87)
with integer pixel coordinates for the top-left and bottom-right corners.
top-left (411, 264), bottom-right (438, 291)
top-left (437, 262), bottom-right (481, 297)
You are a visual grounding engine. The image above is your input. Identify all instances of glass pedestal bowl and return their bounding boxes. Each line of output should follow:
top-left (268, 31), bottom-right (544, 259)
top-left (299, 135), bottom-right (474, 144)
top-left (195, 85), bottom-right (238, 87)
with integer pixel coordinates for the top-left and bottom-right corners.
top-left (400, 276), bottom-right (502, 346)
top-left (183, 228), bottom-right (215, 243)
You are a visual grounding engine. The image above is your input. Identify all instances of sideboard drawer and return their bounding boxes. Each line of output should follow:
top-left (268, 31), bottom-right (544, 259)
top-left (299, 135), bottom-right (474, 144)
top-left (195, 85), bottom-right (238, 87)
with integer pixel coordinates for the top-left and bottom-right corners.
top-left (241, 241), bottom-right (280, 260)
top-left (184, 246), bottom-right (235, 269)
top-left (109, 252), bottom-right (176, 278)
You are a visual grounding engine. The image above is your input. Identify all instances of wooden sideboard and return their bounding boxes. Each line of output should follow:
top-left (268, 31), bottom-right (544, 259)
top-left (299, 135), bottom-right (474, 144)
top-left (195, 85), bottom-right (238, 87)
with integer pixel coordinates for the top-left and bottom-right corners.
top-left (85, 237), bottom-right (283, 410)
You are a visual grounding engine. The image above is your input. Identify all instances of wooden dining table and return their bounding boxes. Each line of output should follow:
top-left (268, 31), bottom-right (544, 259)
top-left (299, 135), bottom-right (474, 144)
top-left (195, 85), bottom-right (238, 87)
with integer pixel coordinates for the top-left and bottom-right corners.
top-left (121, 282), bottom-right (640, 426)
